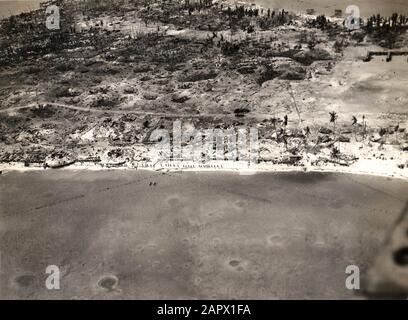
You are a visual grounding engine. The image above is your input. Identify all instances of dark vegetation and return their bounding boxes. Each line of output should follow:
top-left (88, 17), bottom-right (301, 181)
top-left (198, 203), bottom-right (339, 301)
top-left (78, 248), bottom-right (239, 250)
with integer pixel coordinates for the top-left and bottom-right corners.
top-left (0, 0), bottom-right (406, 167)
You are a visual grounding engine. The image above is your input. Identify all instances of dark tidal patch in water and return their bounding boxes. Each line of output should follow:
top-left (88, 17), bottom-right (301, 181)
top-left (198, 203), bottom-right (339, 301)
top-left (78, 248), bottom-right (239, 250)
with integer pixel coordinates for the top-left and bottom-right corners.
top-left (329, 199), bottom-right (346, 209)
top-left (167, 196), bottom-right (181, 207)
top-left (98, 275), bottom-right (118, 291)
top-left (276, 172), bottom-right (335, 184)
top-left (229, 260), bottom-right (240, 267)
top-left (393, 247), bottom-right (408, 267)
top-left (15, 274), bottom-right (36, 288)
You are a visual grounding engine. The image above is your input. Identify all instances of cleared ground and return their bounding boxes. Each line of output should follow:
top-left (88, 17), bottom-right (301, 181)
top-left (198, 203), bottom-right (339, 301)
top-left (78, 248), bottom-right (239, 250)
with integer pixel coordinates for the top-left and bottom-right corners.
top-left (1, 1), bottom-right (407, 173)
top-left (256, 0), bottom-right (408, 17)
top-left (0, 170), bottom-right (407, 299)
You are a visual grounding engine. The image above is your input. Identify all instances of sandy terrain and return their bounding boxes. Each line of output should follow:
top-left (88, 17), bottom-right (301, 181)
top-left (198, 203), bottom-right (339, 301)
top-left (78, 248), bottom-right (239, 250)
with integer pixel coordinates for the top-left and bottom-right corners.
top-left (0, 1), bottom-right (407, 179)
top-left (256, 0), bottom-right (408, 17)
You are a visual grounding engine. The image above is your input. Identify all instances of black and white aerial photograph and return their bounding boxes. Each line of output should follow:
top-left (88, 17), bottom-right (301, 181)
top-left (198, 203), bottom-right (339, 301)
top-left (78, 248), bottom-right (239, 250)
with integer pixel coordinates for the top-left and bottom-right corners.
top-left (0, 0), bottom-right (407, 306)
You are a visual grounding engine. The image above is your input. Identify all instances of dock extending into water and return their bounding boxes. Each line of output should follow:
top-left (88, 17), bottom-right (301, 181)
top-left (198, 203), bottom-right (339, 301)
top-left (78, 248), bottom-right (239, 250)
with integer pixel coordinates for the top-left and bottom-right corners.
top-left (364, 50), bottom-right (408, 62)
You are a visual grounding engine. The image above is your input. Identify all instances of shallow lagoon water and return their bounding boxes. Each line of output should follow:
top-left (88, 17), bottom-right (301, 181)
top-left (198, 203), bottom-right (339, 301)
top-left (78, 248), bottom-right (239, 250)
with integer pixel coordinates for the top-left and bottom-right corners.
top-left (1, 0), bottom-right (407, 19)
top-left (0, 170), bottom-right (407, 299)
top-left (256, 0), bottom-right (408, 17)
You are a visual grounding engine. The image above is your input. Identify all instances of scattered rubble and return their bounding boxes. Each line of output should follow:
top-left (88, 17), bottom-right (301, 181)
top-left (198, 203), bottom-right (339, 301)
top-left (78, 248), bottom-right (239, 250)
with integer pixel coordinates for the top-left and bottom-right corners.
top-left (0, 0), bottom-right (407, 175)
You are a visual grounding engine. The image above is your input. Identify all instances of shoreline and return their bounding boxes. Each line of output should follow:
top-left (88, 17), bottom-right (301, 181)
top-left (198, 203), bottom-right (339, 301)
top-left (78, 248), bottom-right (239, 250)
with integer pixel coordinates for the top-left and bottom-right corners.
top-left (1, 160), bottom-right (407, 181)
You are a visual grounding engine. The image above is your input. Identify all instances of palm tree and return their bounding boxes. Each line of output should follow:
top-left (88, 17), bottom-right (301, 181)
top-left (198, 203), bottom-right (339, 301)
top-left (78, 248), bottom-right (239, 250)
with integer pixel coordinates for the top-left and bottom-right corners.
top-left (395, 123), bottom-right (400, 144)
top-left (362, 115), bottom-right (367, 141)
top-left (352, 115), bottom-right (358, 141)
top-left (378, 127), bottom-right (387, 149)
top-left (329, 111), bottom-right (338, 139)
top-left (379, 127), bottom-right (388, 146)
top-left (271, 117), bottom-right (277, 131)
top-left (331, 146), bottom-right (340, 159)
top-left (278, 127), bottom-right (288, 150)
top-left (330, 112), bottom-right (338, 130)
top-left (283, 114), bottom-right (288, 126)
top-left (303, 126), bottom-right (311, 148)
top-left (330, 111), bottom-right (339, 152)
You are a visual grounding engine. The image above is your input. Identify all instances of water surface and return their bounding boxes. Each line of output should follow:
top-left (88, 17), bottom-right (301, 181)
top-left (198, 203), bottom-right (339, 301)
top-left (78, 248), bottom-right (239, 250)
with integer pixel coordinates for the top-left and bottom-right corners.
top-left (1, 170), bottom-right (407, 299)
